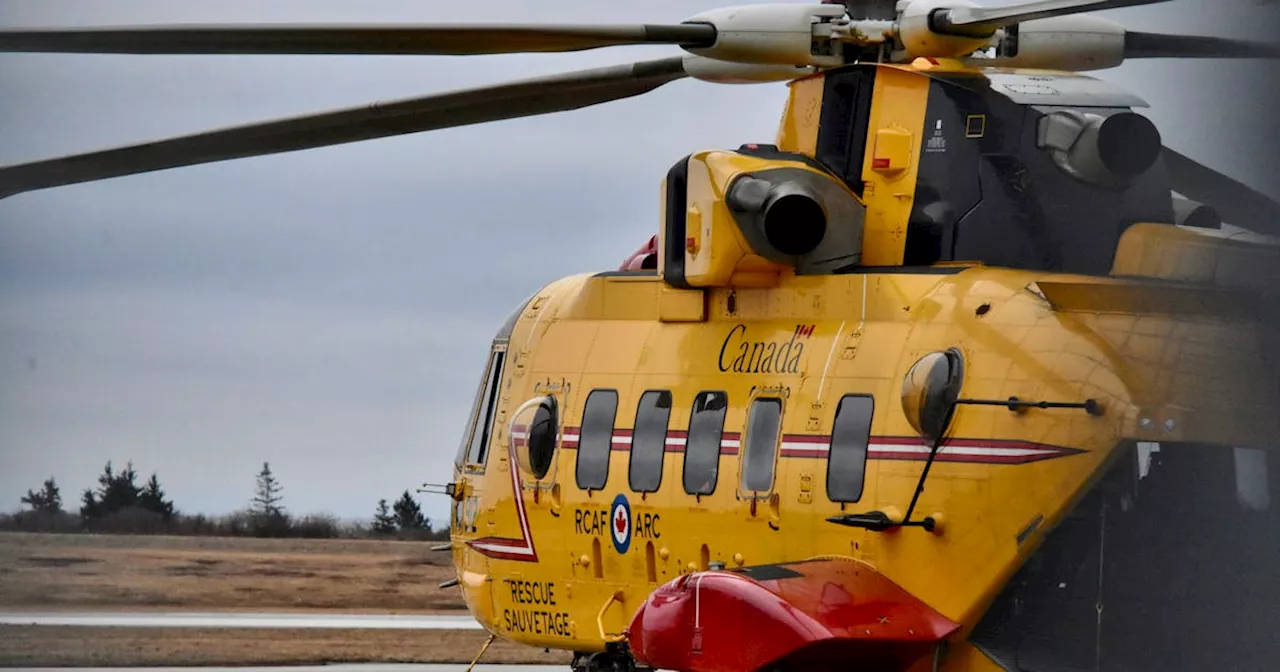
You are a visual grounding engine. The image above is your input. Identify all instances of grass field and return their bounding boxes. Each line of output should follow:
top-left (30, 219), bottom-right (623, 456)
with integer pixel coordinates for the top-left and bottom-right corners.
top-left (0, 532), bottom-right (570, 666)
top-left (0, 531), bottom-right (465, 611)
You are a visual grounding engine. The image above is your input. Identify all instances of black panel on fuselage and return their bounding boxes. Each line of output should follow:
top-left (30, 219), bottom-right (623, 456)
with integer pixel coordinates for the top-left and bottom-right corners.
top-left (816, 66), bottom-right (1175, 276)
top-left (910, 73), bottom-right (1175, 276)
top-left (816, 65), bottom-right (877, 199)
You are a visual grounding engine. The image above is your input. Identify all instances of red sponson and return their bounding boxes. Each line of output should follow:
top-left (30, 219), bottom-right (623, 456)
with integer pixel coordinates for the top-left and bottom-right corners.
top-left (627, 558), bottom-right (959, 672)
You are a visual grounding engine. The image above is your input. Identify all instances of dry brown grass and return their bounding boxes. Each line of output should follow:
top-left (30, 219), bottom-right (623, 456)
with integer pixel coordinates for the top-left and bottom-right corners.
top-left (0, 626), bottom-right (575, 666)
top-left (0, 531), bottom-right (468, 612)
top-left (0, 533), bottom-right (576, 667)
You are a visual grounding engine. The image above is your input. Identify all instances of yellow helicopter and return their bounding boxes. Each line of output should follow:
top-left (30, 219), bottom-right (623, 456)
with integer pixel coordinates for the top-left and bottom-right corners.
top-left (4, 0), bottom-right (1280, 670)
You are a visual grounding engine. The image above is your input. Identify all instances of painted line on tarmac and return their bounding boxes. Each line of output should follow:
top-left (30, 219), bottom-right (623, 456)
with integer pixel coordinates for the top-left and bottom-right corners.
top-left (6, 666), bottom-right (567, 672)
top-left (0, 611), bottom-right (484, 630)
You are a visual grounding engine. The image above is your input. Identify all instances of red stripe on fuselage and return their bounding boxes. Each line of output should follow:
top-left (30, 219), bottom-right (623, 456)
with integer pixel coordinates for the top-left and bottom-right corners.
top-left (558, 427), bottom-right (1082, 465)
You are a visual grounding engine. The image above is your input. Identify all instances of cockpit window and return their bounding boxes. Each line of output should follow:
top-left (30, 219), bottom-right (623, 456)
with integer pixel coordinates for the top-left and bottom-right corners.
top-left (461, 349), bottom-right (505, 467)
top-left (455, 361), bottom-right (488, 466)
top-left (456, 292), bottom-right (534, 469)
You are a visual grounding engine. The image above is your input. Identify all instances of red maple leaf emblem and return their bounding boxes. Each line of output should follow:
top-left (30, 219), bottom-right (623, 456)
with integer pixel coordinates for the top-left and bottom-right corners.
top-left (614, 508), bottom-right (627, 535)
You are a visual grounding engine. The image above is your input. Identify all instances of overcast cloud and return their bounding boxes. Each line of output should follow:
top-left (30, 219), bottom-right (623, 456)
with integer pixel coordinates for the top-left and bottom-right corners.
top-left (1, 0), bottom-right (1277, 525)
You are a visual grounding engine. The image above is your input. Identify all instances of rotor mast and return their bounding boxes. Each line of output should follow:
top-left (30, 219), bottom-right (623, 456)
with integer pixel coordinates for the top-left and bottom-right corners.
top-left (840, 0), bottom-right (900, 21)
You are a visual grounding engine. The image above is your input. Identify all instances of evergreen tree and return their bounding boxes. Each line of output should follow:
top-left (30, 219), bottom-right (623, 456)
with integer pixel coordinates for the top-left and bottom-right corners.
top-left (20, 477), bottom-right (62, 514)
top-left (392, 490), bottom-right (428, 531)
top-left (250, 462), bottom-right (285, 518)
top-left (138, 473), bottom-right (175, 520)
top-left (80, 487), bottom-right (100, 520)
top-left (81, 461), bottom-right (143, 520)
top-left (249, 462), bottom-right (288, 536)
top-left (372, 499), bottom-right (397, 534)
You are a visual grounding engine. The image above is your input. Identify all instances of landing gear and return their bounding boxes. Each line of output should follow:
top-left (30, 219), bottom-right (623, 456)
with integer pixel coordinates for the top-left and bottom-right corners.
top-left (571, 643), bottom-right (644, 672)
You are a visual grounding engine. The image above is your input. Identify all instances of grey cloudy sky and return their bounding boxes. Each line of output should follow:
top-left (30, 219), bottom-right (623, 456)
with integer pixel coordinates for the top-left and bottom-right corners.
top-left (1, 0), bottom-right (1277, 526)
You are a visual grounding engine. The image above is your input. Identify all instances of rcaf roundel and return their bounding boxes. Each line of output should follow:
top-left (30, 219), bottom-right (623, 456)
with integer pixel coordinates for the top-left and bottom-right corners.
top-left (611, 493), bottom-right (632, 554)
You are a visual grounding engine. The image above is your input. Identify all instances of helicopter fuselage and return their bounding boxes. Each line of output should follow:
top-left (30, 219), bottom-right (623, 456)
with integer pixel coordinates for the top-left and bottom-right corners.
top-left (448, 264), bottom-right (1278, 672)
top-left (444, 60), bottom-right (1280, 672)
top-left (3, 6), bottom-right (1279, 671)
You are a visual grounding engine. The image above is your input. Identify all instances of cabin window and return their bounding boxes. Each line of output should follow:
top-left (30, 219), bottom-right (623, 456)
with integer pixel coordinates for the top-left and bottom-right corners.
top-left (511, 395), bottom-right (559, 481)
top-left (576, 390), bottom-right (618, 491)
top-left (460, 349), bottom-right (505, 467)
top-left (827, 394), bottom-right (874, 503)
top-left (629, 390), bottom-right (672, 493)
top-left (684, 391), bottom-right (728, 496)
top-left (741, 397), bottom-right (783, 494)
top-left (527, 398), bottom-right (557, 479)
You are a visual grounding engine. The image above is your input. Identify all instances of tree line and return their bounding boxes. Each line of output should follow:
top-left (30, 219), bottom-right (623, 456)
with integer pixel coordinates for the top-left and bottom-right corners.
top-left (3, 461), bottom-right (446, 541)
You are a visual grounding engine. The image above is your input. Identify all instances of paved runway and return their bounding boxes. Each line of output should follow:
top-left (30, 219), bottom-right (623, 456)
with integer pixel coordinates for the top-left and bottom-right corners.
top-left (0, 610), bottom-right (483, 629)
top-left (2, 659), bottom-right (678, 672)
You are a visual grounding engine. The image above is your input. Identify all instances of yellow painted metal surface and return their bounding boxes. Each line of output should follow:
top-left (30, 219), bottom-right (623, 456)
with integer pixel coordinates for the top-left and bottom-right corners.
top-left (657, 285), bottom-right (706, 323)
top-left (442, 63), bottom-right (1280, 671)
top-left (1112, 221), bottom-right (1280, 288)
top-left (448, 262), bottom-right (1277, 661)
top-left (775, 74), bottom-right (824, 156)
top-left (679, 151), bottom-right (789, 288)
top-left (675, 149), bottom-right (865, 288)
top-left (859, 66), bottom-right (931, 266)
top-left (760, 63), bottom-right (935, 268)
top-left (871, 126), bottom-right (915, 173)
top-left (677, 150), bottom-right (863, 289)
top-left (770, 63), bottom-right (934, 267)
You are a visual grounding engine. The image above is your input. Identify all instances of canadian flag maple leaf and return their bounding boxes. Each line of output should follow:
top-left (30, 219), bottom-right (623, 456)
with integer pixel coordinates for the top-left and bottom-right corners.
top-left (615, 508), bottom-right (627, 535)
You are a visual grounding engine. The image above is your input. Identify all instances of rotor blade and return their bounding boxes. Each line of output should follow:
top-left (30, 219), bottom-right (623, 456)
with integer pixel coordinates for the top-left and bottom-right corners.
top-left (935, 0), bottom-right (1171, 35)
top-left (1163, 147), bottom-right (1280, 236)
top-left (0, 23), bottom-right (717, 55)
top-left (1125, 31), bottom-right (1280, 59)
top-left (0, 57), bottom-right (688, 200)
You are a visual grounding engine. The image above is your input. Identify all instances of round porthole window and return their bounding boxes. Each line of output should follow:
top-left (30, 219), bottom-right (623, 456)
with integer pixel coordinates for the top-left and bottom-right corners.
top-left (510, 396), bottom-right (559, 481)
